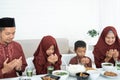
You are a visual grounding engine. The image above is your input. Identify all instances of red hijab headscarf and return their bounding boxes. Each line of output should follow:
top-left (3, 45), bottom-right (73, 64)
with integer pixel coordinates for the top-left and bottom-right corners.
top-left (33, 35), bottom-right (61, 64)
top-left (33, 35), bottom-right (62, 74)
top-left (93, 26), bottom-right (120, 68)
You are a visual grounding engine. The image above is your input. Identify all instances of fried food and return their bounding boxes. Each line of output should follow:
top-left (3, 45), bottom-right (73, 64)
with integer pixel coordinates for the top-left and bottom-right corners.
top-left (104, 71), bottom-right (117, 76)
top-left (85, 67), bottom-right (95, 71)
top-left (80, 73), bottom-right (88, 77)
top-left (42, 76), bottom-right (56, 80)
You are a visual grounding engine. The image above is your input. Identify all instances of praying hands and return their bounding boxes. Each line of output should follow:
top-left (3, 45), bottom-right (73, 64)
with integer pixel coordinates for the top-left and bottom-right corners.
top-left (47, 54), bottom-right (58, 64)
top-left (80, 57), bottom-right (90, 67)
top-left (2, 56), bottom-right (22, 74)
top-left (105, 49), bottom-right (119, 62)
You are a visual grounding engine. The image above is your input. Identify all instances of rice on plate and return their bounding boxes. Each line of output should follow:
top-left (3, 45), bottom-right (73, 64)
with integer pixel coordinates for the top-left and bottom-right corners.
top-left (66, 64), bottom-right (86, 76)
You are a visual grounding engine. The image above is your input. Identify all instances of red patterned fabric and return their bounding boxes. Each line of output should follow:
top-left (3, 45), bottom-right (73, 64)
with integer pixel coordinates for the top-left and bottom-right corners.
top-left (0, 41), bottom-right (27, 78)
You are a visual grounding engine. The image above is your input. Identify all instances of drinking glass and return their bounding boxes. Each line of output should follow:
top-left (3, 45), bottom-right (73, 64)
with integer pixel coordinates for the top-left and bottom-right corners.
top-left (116, 61), bottom-right (120, 70)
top-left (47, 66), bottom-right (54, 75)
top-left (61, 65), bottom-right (67, 70)
top-left (26, 67), bottom-right (33, 77)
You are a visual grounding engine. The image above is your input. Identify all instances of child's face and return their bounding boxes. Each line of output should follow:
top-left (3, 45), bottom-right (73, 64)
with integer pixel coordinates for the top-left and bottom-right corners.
top-left (75, 47), bottom-right (86, 57)
top-left (46, 45), bottom-right (55, 56)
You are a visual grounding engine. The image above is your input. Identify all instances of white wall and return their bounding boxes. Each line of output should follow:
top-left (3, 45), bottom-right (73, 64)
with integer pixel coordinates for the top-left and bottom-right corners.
top-left (0, 0), bottom-right (99, 46)
top-left (0, 0), bottom-right (120, 47)
top-left (99, 0), bottom-right (120, 35)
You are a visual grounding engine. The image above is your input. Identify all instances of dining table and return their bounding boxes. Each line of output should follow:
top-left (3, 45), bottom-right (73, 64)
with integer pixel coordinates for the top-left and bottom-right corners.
top-left (1, 69), bottom-right (120, 80)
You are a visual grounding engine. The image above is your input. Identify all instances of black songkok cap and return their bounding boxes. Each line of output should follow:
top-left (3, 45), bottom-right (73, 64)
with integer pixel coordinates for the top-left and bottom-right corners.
top-left (0, 17), bottom-right (15, 27)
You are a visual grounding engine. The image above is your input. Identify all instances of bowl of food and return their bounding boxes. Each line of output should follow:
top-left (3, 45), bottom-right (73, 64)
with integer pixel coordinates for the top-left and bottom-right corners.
top-left (76, 72), bottom-right (90, 80)
top-left (101, 62), bottom-right (114, 71)
top-left (66, 64), bottom-right (86, 76)
top-left (87, 70), bottom-right (100, 80)
top-left (52, 70), bottom-right (69, 80)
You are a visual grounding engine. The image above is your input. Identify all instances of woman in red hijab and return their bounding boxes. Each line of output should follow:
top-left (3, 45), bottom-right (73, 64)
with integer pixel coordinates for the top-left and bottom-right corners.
top-left (93, 26), bottom-right (120, 68)
top-left (33, 35), bottom-right (62, 74)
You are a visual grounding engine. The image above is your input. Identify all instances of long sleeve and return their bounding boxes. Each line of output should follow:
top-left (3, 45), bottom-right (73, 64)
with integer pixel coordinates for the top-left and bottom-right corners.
top-left (93, 47), bottom-right (114, 68)
top-left (33, 56), bottom-right (51, 74)
top-left (85, 56), bottom-right (92, 67)
top-left (13, 42), bottom-right (27, 73)
top-left (16, 49), bottom-right (27, 76)
top-left (0, 53), bottom-right (4, 78)
top-left (0, 70), bottom-right (3, 78)
top-left (33, 55), bottom-right (61, 75)
top-left (33, 36), bottom-right (62, 75)
top-left (53, 55), bottom-right (62, 70)
top-left (69, 56), bottom-right (92, 67)
top-left (0, 41), bottom-right (27, 79)
top-left (20, 49), bottom-right (27, 72)
top-left (69, 56), bottom-right (78, 64)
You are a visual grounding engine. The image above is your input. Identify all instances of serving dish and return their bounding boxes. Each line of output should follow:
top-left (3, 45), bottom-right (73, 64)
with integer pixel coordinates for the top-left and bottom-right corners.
top-left (52, 70), bottom-right (69, 80)
top-left (66, 64), bottom-right (86, 76)
top-left (87, 70), bottom-right (100, 80)
top-left (101, 62), bottom-right (114, 71)
top-left (41, 74), bottom-right (60, 80)
top-left (101, 71), bottom-right (119, 78)
top-left (76, 72), bottom-right (89, 80)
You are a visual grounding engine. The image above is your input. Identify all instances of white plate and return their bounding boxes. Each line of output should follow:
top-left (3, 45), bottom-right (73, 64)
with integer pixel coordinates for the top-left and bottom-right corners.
top-left (101, 71), bottom-right (119, 78)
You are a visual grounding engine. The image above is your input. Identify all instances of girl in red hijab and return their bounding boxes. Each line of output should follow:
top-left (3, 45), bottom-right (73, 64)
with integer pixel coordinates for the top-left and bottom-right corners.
top-left (33, 35), bottom-right (62, 74)
top-left (93, 26), bottom-right (120, 68)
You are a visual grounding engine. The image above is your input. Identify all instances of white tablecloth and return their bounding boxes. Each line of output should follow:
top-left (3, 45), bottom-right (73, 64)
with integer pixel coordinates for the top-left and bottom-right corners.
top-left (1, 74), bottom-right (120, 80)
top-left (1, 69), bottom-right (120, 80)
top-left (0, 75), bottom-right (77, 80)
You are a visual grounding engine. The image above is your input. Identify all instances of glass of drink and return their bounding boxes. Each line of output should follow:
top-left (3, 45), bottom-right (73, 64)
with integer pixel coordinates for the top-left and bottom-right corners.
top-left (47, 66), bottom-right (54, 75)
top-left (116, 61), bottom-right (120, 70)
top-left (61, 65), bottom-right (67, 70)
top-left (26, 67), bottom-right (33, 77)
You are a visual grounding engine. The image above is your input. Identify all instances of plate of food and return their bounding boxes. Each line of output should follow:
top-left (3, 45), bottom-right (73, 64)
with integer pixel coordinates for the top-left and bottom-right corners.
top-left (101, 71), bottom-right (119, 78)
top-left (41, 74), bottom-right (60, 80)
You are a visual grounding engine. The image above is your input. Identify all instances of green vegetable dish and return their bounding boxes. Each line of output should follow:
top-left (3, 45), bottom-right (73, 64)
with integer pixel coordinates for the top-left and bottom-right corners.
top-left (54, 72), bottom-right (67, 76)
top-left (103, 64), bottom-right (112, 66)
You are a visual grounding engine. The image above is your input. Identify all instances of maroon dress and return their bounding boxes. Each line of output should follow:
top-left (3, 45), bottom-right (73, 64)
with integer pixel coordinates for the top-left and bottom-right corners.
top-left (69, 56), bottom-right (92, 67)
top-left (33, 35), bottom-right (62, 74)
top-left (93, 26), bottom-right (120, 68)
top-left (0, 41), bottom-right (27, 78)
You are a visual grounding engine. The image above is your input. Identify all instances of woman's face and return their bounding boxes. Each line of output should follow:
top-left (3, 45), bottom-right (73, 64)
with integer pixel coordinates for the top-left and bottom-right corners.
top-left (105, 31), bottom-right (116, 45)
top-left (46, 45), bottom-right (55, 56)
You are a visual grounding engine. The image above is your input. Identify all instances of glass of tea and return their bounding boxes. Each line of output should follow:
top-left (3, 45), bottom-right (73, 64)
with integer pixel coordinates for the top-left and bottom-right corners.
top-left (47, 66), bottom-right (54, 75)
top-left (116, 61), bottom-right (120, 70)
top-left (26, 67), bottom-right (33, 77)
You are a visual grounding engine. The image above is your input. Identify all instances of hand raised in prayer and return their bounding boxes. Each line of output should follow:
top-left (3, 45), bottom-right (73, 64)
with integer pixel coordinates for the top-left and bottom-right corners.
top-left (53, 54), bottom-right (58, 62)
top-left (105, 49), bottom-right (115, 62)
top-left (80, 57), bottom-right (90, 67)
top-left (48, 54), bottom-right (58, 64)
top-left (48, 54), bottom-right (54, 64)
top-left (106, 49), bottom-right (114, 58)
top-left (15, 56), bottom-right (22, 71)
top-left (113, 49), bottom-right (119, 61)
top-left (2, 58), bottom-right (17, 74)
